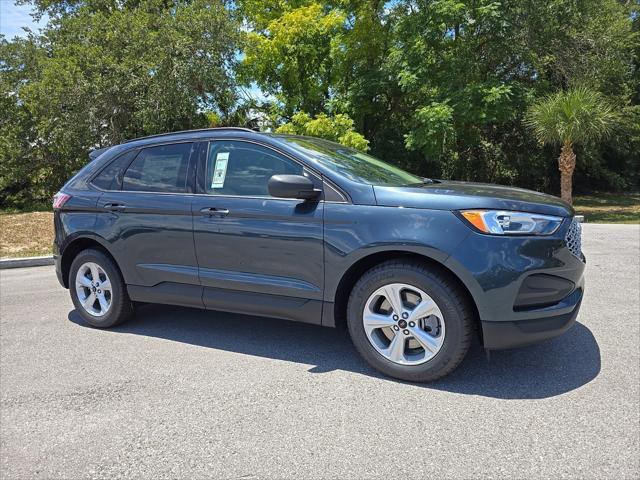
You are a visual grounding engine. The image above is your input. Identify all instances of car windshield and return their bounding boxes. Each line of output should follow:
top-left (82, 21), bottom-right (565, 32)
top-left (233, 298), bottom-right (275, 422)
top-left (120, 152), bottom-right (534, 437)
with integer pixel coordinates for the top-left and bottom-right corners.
top-left (276, 136), bottom-right (424, 187)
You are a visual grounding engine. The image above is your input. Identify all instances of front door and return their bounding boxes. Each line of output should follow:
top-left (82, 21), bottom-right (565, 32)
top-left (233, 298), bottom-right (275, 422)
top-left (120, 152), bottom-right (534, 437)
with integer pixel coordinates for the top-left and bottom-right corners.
top-left (192, 140), bottom-right (324, 324)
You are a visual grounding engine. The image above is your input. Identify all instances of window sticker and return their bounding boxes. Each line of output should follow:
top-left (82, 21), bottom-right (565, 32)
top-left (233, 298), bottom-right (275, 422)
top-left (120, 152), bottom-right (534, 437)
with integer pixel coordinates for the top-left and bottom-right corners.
top-left (211, 152), bottom-right (229, 188)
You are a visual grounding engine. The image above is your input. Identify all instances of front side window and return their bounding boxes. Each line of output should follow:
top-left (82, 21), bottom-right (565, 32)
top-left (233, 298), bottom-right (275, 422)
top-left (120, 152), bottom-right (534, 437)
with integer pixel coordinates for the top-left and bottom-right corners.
top-left (122, 143), bottom-right (193, 193)
top-left (205, 141), bottom-right (303, 197)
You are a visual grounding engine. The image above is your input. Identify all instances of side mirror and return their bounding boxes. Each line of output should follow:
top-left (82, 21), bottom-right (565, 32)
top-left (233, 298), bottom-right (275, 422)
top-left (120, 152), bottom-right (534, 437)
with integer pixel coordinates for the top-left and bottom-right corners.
top-left (268, 175), bottom-right (321, 200)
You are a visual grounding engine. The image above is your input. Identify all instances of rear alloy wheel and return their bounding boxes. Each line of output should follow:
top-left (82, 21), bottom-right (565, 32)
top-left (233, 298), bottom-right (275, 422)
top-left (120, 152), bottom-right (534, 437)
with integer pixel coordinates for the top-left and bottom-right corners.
top-left (347, 260), bottom-right (473, 382)
top-left (69, 249), bottom-right (132, 328)
top-left (75, 262), bottom-right (113, 317)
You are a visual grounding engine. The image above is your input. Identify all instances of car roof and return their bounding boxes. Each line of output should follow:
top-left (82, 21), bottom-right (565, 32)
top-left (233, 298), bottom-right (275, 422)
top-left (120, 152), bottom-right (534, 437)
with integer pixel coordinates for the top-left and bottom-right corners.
top-left (89, 127), bottom-right (264, 160)
top-left (90, 128), bottom-right (325, 158)
top-left (89, 127), bottom-right (278, 161)
top-left (122, 127), bottom-right (262, 146)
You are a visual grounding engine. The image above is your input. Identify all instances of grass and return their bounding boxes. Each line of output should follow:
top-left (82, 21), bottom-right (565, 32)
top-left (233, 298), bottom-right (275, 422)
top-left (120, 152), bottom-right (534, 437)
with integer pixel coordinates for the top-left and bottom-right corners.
top-left (0, 211), bottom-right (54, 259)
top-left (573, 193), bottom-right (640, 224)
top-left (0, 192), bottom-right (637, 259)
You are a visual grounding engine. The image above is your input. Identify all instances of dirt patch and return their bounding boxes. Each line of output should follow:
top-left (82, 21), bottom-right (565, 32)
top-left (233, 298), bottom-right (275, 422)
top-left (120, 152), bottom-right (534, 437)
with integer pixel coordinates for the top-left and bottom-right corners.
top-left (0, 211), bottom-right (54, 258)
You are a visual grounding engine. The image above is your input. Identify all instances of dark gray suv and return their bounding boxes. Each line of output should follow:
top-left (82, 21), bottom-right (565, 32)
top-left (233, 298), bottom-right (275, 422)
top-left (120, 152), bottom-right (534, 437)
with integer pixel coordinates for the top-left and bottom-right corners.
top-left (53, 128), bottom-right (585, 381)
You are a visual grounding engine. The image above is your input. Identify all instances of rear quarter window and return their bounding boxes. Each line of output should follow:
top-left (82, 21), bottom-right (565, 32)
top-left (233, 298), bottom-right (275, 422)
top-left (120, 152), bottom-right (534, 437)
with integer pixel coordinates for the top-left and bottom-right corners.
top-left (91, 151), bottom-right (137, 191)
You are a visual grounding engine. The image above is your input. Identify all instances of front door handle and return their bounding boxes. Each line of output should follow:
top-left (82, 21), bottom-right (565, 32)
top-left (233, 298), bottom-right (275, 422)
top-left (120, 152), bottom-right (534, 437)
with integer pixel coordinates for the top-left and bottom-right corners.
top-left (200, 207), bottom-right (230, 217)
top-left (103, 202), bottom-right (126, 212)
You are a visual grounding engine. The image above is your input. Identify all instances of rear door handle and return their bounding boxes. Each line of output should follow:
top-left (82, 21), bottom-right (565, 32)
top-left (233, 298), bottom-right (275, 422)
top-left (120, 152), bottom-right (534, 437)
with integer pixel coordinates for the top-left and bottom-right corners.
top-left (103, 202), bottom-right (126, 212)
top-left (200, 207), bottom-right (230, 217)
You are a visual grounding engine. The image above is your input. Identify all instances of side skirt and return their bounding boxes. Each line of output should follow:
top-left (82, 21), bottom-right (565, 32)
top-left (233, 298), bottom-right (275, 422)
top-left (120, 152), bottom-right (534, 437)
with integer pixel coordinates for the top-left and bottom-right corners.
top-left (203, 286), bottom-right (322, 325)
top-left (128, 283), bottom-right (205, 309)
top-left (127, 282), bottom-right (324, 326)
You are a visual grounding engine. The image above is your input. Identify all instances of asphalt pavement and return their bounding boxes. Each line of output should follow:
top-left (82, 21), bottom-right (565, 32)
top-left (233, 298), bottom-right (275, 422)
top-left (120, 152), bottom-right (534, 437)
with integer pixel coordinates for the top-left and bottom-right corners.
top-left (1, 224), bottom-right (638, 479)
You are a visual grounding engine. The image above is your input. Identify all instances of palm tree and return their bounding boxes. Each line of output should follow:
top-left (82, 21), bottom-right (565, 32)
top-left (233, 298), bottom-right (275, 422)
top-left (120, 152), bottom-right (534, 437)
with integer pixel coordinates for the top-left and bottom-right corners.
top-left (525, 87), bottom-right (618, 204)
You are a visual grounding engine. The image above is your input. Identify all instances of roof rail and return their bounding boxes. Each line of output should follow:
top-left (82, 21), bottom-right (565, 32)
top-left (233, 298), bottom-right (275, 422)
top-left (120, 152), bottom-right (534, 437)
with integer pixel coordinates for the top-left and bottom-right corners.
top-left (122, 127), bottom-right (257, 144)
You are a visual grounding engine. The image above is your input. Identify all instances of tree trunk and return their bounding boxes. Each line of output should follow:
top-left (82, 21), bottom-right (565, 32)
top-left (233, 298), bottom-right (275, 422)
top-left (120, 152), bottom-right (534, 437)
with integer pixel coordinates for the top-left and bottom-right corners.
top-left (558, 141), bottom-right (576, 205)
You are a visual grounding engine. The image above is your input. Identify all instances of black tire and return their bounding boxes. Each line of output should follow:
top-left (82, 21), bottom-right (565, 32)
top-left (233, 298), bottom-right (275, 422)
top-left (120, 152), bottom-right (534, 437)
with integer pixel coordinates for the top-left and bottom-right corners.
top-left (347, 260), bottom-right (473, 382)
top-left (69, 248), bottom-right (133, 328)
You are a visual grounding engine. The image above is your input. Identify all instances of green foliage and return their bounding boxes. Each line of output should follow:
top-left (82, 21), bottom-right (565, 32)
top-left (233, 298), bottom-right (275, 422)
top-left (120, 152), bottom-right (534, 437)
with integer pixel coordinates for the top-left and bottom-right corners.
top-left (404, 102), bottom-right (456, 159)
top-left (240, 2), bottom-right (345, 116)
top-left (0, 36), bottom-right (48, 208)
top-left (384, 0), bottom-right (635, 185)
top-left (2, 0), bottom-right (639, 208)
top-left (1, 0), bottom-right (239, 207)
top-left (240, 0), bottom-right (637, 192)
top-left (276, 112), bottom-right (369, 151)
top-left (526, 88), bottom-right (618, 146)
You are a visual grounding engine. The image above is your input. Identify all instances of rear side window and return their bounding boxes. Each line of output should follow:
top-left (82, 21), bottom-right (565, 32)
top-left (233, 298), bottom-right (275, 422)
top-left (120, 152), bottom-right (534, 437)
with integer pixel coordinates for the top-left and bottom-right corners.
top-left (91, 151), bottom-right (136, 191)
top-left (122, 143), bottom-right (193, 193)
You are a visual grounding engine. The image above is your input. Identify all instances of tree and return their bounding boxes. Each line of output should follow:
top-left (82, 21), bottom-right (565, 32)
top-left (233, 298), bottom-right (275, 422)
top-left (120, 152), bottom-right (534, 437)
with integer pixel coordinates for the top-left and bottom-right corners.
top-left (1, 0), bottom-right (240, 207)
top-left (239, 0), bottom-right (637, 190)
top-left (239, 2), bottom-right (345, 116)
top-left (276, 112), bottom-right (369, 151)
top-left (526, 87), bottom-right (618, 204)
top-left (2, 0), bottom-right (638, 209)
top-left (238, 0), bottom-right (388, 150)
top-left (0, 35), bottom-right (48, 208)
top-left (384, 0), bottom-right (636, 184)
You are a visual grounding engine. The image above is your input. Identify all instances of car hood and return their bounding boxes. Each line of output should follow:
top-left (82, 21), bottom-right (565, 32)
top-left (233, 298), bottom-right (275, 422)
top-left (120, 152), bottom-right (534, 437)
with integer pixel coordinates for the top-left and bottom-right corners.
top-left (373, 181), bottom-right (574, 217)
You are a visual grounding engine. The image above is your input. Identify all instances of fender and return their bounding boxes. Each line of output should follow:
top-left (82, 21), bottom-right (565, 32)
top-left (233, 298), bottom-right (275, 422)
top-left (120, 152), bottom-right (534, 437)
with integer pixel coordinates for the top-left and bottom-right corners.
top-left (322, 203), bottom-right (473, 303)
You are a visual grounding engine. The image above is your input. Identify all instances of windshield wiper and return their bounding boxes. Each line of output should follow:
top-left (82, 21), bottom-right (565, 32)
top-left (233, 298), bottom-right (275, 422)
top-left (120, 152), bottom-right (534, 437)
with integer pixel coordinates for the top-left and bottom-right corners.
top-left (405, 177), bottom-right (436, 187)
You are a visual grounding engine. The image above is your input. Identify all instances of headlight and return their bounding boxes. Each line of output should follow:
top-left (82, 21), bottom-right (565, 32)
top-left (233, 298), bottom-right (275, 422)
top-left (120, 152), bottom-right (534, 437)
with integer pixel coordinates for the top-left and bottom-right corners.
top-left (459, 210), bottom-right (563, 235)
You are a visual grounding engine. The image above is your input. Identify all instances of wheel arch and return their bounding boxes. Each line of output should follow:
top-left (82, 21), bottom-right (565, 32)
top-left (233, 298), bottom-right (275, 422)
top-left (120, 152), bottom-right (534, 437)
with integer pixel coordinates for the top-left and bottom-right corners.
top-left (60, 236), bottom-right (121, 288)
top-left (331, 250), bottom-right (481, 336)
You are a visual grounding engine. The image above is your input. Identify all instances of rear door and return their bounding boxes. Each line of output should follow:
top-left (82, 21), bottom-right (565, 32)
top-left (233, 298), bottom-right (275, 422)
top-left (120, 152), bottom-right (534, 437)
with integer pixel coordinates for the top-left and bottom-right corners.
top-left (94, 142), bottom-right (202, 308)
top-left (192, 139), bottom-right (325, 324)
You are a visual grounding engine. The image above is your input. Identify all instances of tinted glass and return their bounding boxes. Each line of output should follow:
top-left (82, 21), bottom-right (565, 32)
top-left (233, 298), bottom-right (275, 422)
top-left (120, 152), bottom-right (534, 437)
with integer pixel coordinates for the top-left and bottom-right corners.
top-left (276, 136), bottom-right (423, 187)
top-left (206, 141), bottom-right (303, 196)
top-left (91, 151), bottom-right (136, 190)
top-left (122, 143), bottom-right (193, 193)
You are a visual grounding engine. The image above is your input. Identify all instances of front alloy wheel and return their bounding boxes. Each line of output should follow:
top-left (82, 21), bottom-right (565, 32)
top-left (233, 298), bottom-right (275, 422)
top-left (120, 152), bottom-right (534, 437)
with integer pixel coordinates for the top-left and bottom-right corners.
top-left (363, 283), bottom-right (445, 365)
top-left (347, 260), bottom-right (473, 382)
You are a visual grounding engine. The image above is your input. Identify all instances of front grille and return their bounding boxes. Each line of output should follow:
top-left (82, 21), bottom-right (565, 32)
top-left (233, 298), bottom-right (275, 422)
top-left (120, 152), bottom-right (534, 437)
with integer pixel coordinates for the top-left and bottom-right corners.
top-left (565, 217), bottom-right (583, 260)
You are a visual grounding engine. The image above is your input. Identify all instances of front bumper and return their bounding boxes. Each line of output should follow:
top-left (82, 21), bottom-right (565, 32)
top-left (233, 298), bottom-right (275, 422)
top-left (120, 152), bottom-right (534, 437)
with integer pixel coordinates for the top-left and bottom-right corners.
top-left (481, 287), bottom-right (583, 349)
top-left (444, 216), bottom-right (586, 350)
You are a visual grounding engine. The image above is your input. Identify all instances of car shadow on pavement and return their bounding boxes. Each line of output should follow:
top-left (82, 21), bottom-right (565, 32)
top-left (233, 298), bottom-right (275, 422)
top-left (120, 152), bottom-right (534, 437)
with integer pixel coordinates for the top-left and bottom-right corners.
top-left (68, 304), bottom-right (600, 400)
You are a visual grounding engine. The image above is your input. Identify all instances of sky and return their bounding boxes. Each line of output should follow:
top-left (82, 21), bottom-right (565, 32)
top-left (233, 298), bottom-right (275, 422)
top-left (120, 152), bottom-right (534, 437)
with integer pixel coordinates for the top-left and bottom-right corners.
top-left (0, 1), bottom-right (47, 38)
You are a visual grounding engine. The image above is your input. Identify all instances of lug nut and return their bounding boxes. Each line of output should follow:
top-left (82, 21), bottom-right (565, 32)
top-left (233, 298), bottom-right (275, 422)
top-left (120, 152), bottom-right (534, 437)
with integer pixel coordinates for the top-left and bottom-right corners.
top-left (97, 289), bottom-right (101, 294)
top-left (393, 315), bottom-right (399, 321)
top-left (393, 325), bottom-right (399, 331)
top-left (402, 312), bottom-right (409, 319)
top-left (403, 329), bottom-right (410, 335)
top-left (409, 321), bottom-right (415, 327)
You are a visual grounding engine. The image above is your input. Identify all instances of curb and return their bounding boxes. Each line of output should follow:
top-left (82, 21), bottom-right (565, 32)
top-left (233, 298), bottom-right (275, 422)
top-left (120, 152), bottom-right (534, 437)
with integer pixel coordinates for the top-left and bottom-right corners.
top-left (0, 256), bottom-right (54, 269)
